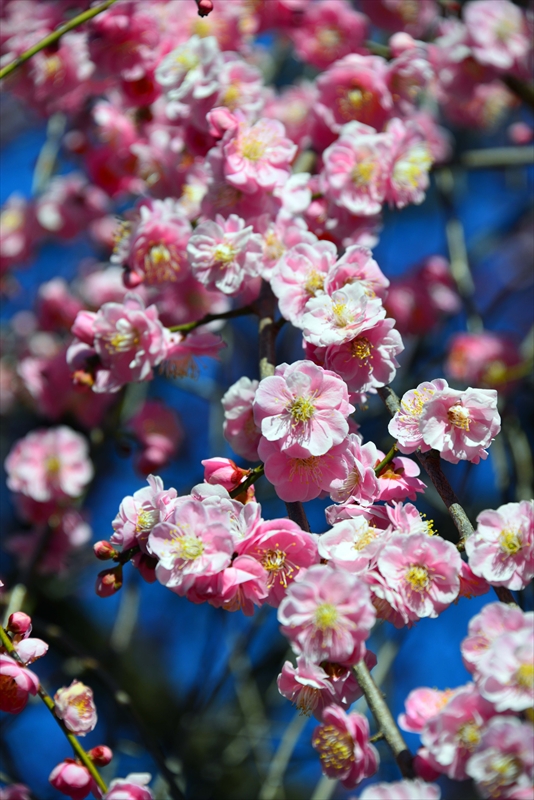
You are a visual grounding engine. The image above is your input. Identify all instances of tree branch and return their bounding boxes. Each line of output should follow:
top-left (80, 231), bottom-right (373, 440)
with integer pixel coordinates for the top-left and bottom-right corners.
top-left (168, 304), bottom-right (257, 333)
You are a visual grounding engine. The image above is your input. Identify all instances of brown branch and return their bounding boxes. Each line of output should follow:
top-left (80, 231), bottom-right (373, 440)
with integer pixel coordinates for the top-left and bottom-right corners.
top-left (503, 75), bottom-right (534, 110)
top-left (168, 304), bottom-right (256, 333)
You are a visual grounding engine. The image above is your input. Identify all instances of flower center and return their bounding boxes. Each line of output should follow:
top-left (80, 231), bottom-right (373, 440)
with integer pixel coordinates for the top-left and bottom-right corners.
top-left (222, 83), bottom-right (241, 110)
top-left (499, 528), bottom-right (522, 555)
top-left (398, 0), bottom-right (419, 23)
top-left (213, 242), bottom-right (237, 265)
top-left (405, 565), bottom-right (430, 592)
top-left (393, 144), bottom-right (432, 189)
top-left (241, 136), bottom-right (266, 162)
top-left (402, 386), bottom-right (436, 416)
top-left (314, 725), bottom-right (355, 771)
top-left (289, 456), bottom-right (322, 483)
top-left (305, 269), bottom-right (325, 296)
top-left (351, 160), bottom-right (376, 188)
top-left (447, 404), bottom-right (471, 431)
top-left (72, 694), bottom-right (93, 719)
top-left (135, 508), bottom-right (160, 533)
top-left (331, 301), bottom-right (352, 328)
top-left (353, 526), bottom-right (377, 551)
top-left (314, 603), bottom-right (339, 631)
top-left (351, 336), bottom-right (373, 362)
top-left (1, 208), bottom-right (24, 233)
top-left (289, 396), bottom-right (316, 423)
top-left (458, 721), bottom-right (481, 749)
top-left (317, 26), bottom-right (341, 52)
top-left (296, 685), bottom-right (321, 716)
top-left (173, 534), bottom-right (205, 561)
top-left (261, 548), bottom-right (296, 588)
top-left (515, 663), bottom-right (534, 690)
top-left (46, 456), bottom-right (61, 476)
top-left (495, 18), bottom-right (517, 42)
top-left (490, 754), bottom-right (523, 782)
top-left (104, 326), bottom-right (140, 353)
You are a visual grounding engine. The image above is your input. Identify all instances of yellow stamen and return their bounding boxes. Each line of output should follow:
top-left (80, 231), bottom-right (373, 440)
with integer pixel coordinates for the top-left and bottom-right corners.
top-left (516, 663), bottom-right (534, 691)
top-left (313, 725), bottom-right (355, 771)
top-left (405, 565), bottom-right (430, 592)
top-left (447, 404), bottom-right (471, 431)
top-left (351, 160), bottom-right (375, 187)
top-left (289, 396), bottom-right (316, 423)
top-left (314, 603), bottom-right (339, 631)
top-left (351, 336), bottom-right (372, 362)
top-left (500, 528), bottom-right (522, 555)
top-left (305, 269), bottom-right (325, 296)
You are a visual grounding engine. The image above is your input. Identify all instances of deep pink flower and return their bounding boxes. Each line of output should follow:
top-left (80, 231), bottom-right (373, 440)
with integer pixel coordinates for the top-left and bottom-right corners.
top-left (253, 360), bottom-right (354, 457)
top-left (215, 555), bottom-right (269, 616)
top-left (270, 241), bottom-right (337, 325)
top-left (111, 474), bottom-right (178, 553)
top-left (34, 173), bottom-right (108, 241)
top-left (48, 761), bottom-right (98, 800)
top-left (36, 278), bottom-right (83, 333)
top-left (312, 704), bottom-right (379, 788)
top-left (359, 0), bottom-right (439, 38)
top-left (54, 681), bottom-right (97, 736)
top-left (388, 379), bottom-right (449, 454)
top-left (466, 716), bottom-right (534, 800)
top-left (88, 3), bottom-right (160, 75)
top-left (222, 377), bottom-right (261, 462)
top-left (202, 457), bottom-right (249, 494)
top-left (221, 118), bottom-right (297, 194)
top-left (445, 331), bottom-right (522, 391)
top-left (291, 0), bottom-right (368, 69)
top-left (464, 0), bottom-right (530, 72)
top-left (465, 500), bottom-right (533, 591)
top-left (278, 564), bottom-right (376, 664)
top-left (5, 426), bottom-right (93, 503)
top-left (103, 773), bottom-right (153, 800)
top-left (398, 687), bottom-right (454, 734)
top-left (277, 654), bottom-right (364, 718)
top-left (0, 654), bottom-right (40, 714)
top-left (129, 400), bottom-right (183, 476)
top-left (0, 785), bottom-right (32, 800)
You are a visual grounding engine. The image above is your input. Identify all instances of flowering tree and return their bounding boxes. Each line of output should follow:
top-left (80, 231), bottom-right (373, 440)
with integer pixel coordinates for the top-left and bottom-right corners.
top-left (0, 1), bottom-right (533, 799)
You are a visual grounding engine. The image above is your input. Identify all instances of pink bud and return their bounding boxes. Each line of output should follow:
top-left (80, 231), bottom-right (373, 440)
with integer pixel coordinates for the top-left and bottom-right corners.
top-left (93, 540), bottom-right (117, 561)
top-left (96, 565), bottom-right (123, 597)
top-left (88, 745), bottom-right (113, 766)
top-left (202, 457), bottom-right (248, 492)
top-left (389, 32), bottom-right (418, 56)
top-left (7, 612), bottom-right (32, 635)
top-left (196, 0), bottom-right (213, 17)
top-left (70, 311), bottom-right (96, 344)
top-left (508, 121), bottom-right (534, 145)
top-left (49, 760), bottom-right (95, 800)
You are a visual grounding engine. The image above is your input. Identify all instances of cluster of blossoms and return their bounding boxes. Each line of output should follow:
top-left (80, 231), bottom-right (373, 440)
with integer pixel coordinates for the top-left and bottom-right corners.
top-left (399, 602), bottom-right (534, 799)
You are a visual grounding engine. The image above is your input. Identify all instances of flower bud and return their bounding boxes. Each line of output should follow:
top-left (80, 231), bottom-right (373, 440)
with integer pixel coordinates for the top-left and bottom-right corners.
top-left (93, 540), bottom-right (117, 561)
top-left (7, 612), bottom-right (32, 635)
top-left (96, 565), bottom-right (123, 597)
top-left (49, 760), bottom-right (94, 800)
top-left (196, 0), bottom-right (213, 17)
top-left (88, 745), bottom-right (113, 766)
top-left (202, 457), bottom-right (248, 492)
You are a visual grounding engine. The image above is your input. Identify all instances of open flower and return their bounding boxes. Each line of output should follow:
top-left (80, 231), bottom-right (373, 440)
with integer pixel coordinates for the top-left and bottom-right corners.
top-left (312, 704), bottom-right (379, 788)
top-left (54, 680), bottom-right (97, 736)
top-left (0, 654), bottom-right (40, 714)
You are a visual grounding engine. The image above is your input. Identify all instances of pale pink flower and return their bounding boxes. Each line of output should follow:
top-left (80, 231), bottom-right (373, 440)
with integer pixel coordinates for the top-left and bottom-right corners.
top-left (103, 773), bottom-right (153, 800)
top-left (359, 779), bottom-right (441, 799)
top-left (446, 331), bottom-right (522, 391)
top-left (258, 438), bottom-right (348, 503)
top-left (149, 498), bottom-right (234, 596)
top-left (291, 0), bottom-right (368, 69)
top-left (189, 482), bottom-right (262, 544)
top-left (256, 213), bottom-right (318, 281)
top-left (112, 199), bottom-right (192, 287)
top-left (270, 241), bottom-right (337, 325)
top-left (325, 245), bottom-right (390, 300)
top-left (475, 628), bottom-right (534, 712)
top-left (34, 173), bottom-right (108, 241)
top-left (237, 518), bottom-right (318, 607)
top-left (465, 501), bottom-right (534, 591)
top-left (420, 386), bottom-right (501, 464)
top-left (328, 435), bottom-right (380, 505)
top-left (54, 681), bottom-right (97, 736)
top-left (312, 704), bottom-right (379, 788)
top-left (111, 474), bottom-right (178, 553)
top-left (387, 47), bottom-right (435, 116)
top-left (461, 602), bottom-right (531, 675)
top-left (221, 118), bottom-right (297, 194)
top-left (321, 122), bottom-right (392, 216)
top-left (12, 637), bottom-right (48, 665)
top-left (187, 214), bottom-right (263, 295)
top-left (253, 360), bottom-right (354, 457)
top-left (278, 564), bottom-right (376, 664)
top-left (129, 400), bottom-right (183, 476)
top-left (210, 54), bottom-right (264, 124)
top-left (398, 687), bottom-right (454, 733)
top-left (222, 376), bottom-right (261, 462)
top-left (301, 283), bottom-right (386, 348)
top-left (508, 121), bottom-right (534, 145)
top-left (464, 0), bottom-right (530, 72)
top-left (68, 293), bottom-right (171, 394)
top-left (466, 716), bottom-right (534, 800)
top-left (5, 426), bottom-right (93, 503)
top-left (155, 35), bottom-right (221, 112)
top-left (421, 683), bottom-right (498, 780)
top-left (375, 452), bottom-right (426, 503)
top-left (0, 654), bottom-right (40, 714)
top-left (318, 516), bottom-right (388, 574)
top-left (388, 379), bottom-right (450, 454)
top-left (374, 532), bottom-right (462, 623)
top-left (48, 760), bottom-right (98, 800)
top-left (385, 118), bottom-right (433, 209)
top-left (215, 555), bottom-right (268, 616)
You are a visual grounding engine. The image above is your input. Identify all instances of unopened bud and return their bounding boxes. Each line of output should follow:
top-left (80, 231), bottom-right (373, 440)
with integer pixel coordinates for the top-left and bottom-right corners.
top-left (196, 0), bottom-right (213, 17)
top-left (88, 745), bottom-right (113, 766)
top-left (96, 565), bottom-right (123, 597)
top-left (93, 540), bottom-right (117, 561)
top-left (7, 612), bottom-right (32, 635)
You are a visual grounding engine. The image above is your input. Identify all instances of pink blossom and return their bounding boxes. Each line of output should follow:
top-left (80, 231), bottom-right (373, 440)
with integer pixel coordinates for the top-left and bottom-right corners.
top-left (461, 602), bottom-right (531, 676)
top-left (237, 518), bottom-right (318, 607)
top-left (0, 785), bottom-right (31, 800)
top-left (54, 680), bottom-right (97, 736)
top-left (68, 293), bottom-right (171, 393)
top-left (189, 482), bottom-right (262, 544)
top-left (291, 0), bottom-right (368, 69)
top-left (112, 199), bottom-right (192, 286)
top-left (475, 627), bottom-right (534, 712)
top-left (7, 612), bottom-right (32, 636)
top-left (262, 82), bottom-right (317, 151)
top-left (325, 245), bottom-right (390, 300)
top-left (202, 457), bottom-right (249, 494)
top-left (210, 55), bottom-right (264, 124)
top-left (129, 400), bottom-right (183, 476)
top-left (111, 474), bottom-right (178, 553)
top-left (301, 283), bottom-right (386, 348)
top-left (156, 35), bottom-right (221, 114)
top-left (446, 331), bottom-right (522, 391)
top-left (48, 761), bottom-right (98, 800)
top-left (221, 118), bottom-right (297, 194)
top-left (187, 214), bottom-right (263, 295)
top-left (385, 118), bottom-right (433, 209)
top-left (148, 498), bottom-right (234, 597)
top-left (464, 0), bottom-right (530, 72)
top-left (388, 379), bottom-right (450, 454)
top-left (508, 122), bottom-right (534, 145)
top-left (421, 683), bottom-right (498, 780)
top-left (328, 435), bottom-right (380, 505)
top-left (103, 773), bottom-right (153, 800)
top-left (215, 555), bottom-right (269, 616)
top-left (374, 532), bottom-right (462, 624)
top-left (278, 564), bottom-right (376, 664)
top-left (222, 376), bottom-right (261, 462)
top-left (253, 360), bottom-right (354, 457)
top-left (278, 654), bottom-right (364, 719)
top-left (256, 213), bottom-right (318, 281)
top-left (387, 47), bottom-right (435, 116)
top-left (466, 716), bottom-right (534, 800)
top-left (270, 241), bottom-right (337, 325)
top-left (321, 122), bottom-right (392, 216)
top-left (375, 452), bottom-right (426, 503)
top-left (5, 426), bottom-right (93, 503)
top-left (358, 779), bottom-right (441, 799)
top-left (420, 386), bottom-right (501, 464)
top-left (465, 500), bottom-right (533, 591)
top-left (318, 516), bottom-right (388, 574)
top-left (13, 637), bottom-right (48, 665)
top-left (312, 704), bottom-right (379, 788)
top-left (457, 562), bottom-right (491, 600)
top-left (0, 654), bottom-right (40, 714)
top-left (96, 566), bottom-right (123, 598)
top-left (398, 687), bottom-right (454, 733)
top-left (258, 437), bottom-right (348, 503)
top-left (163, 330), bottom-right (225, 380)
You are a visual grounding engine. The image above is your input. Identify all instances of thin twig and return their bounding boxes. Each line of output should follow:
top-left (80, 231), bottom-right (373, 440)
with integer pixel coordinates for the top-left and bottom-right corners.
top-left (168, 304), bottom-right (257, 333)
top-left (0, 0), bottom-right (118, 81)
top-left (258, 712), bottom-right (309, 800)
top-left (374, 444), bottom-right (398, 476)
top-left (502, 75), bottom-right (534, 110)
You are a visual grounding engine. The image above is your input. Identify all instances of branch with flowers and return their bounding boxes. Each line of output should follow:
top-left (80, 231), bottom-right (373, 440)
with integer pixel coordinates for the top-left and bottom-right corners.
top-left (1, 0), bottom-right (533, 798)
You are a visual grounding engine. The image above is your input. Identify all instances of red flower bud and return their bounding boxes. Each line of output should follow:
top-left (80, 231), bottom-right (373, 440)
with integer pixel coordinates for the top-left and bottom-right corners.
top-left (93, 540), bottom-right (117, 561)
top-left (96, 565), bottom-right (123, 597)
top-left (196, 0), bottom-right (213, 17)
top-left (7, 612), bottom-right (32, 635)
top-left (88, 745), bottom-right (113, 766)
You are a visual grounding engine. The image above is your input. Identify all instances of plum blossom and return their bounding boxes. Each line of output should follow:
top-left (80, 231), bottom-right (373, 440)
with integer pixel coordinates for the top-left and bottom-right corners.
top-left (155, 35), bottom-right (221, 113)
top-left (111, 475), bottom-right (178, 553)
top-left (358, 779), bottom-right (441, 799)
top-left (214, 555), bottom-right (268, 616)
top-left (375, 452), bottom-right (426, 503)
top-left (221, 118), bottom-right (297, 194)
top-left (325, 245), bottom-right (390, 300)
top-left (463, 0), bottom-right (530, 72)
top-left (474, 627), bottom-right (534, 712)
top-left (318, 516), bottom-right (388, 574)
top-left (129, 400), bottom-right (183, 476)
top-left (270, 241), bottom-right (337, 324)
top-left (385, 118), bottom-right (434, 208)
top-left (253, 360), bottom-right (354, 457)
top-left (466, 716), bottom-right (534, 799)
top-left (103, 773), bottom-right (153, 800)
top-left (445, 331), bottom-right (522, 390)
top-left (278, 564), bottom-right (376, 664)
top-left (291, 0), bottom-right (368, 70)
top-left (5, 426), bottom-right (93, 503)
top-left (48, 760), bottom-right (99, 800)
top-left (0, 786), bottom-right (32, 800)
top-left (222, 376), bottom-right (261, 461)
top-left (359, 0), bottom-right (439, 38)
top-left (398, 687), bottom-right (454, 734)
top-left (301, 282), bottom-right (386, 348)
top-left (461, 602), bottom-right (531, 676)
top-left (328, 435), bottom-right (380, 505)
top-left (0, 654), bottom-right (40, 714)
top-left (465, 500), bottom-right (534, 590)
top-left (187, 214), bottom-right (263, 295)
top-left (54, 681), bottom-right (97, 736)
top-left (388, 378), bottom-right (449, 453)
top-left (312, 704), bottom-right (379, 788)
top-left (277, 654), bottom-right (364, 718)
